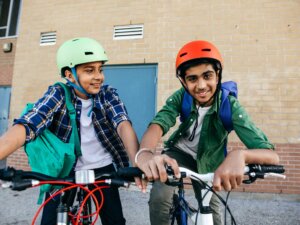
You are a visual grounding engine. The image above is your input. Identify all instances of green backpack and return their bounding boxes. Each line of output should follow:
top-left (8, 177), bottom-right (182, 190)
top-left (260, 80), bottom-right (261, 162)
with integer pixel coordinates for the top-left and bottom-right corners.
top-left (21, 82), bottom-right (81, 203)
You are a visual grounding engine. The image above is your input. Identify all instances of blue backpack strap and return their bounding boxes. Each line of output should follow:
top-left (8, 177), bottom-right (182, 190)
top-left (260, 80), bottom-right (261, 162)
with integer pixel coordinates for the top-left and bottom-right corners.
top-left (180, 81), bottom-right (238, 128)
top-left (219, 81), bottom-right (238, 157)
top-left (180, 91), bottom-right (193, 122)
top-left (219, 81), bottom-right (237, 133)
top-left (180, 81), bottom-right (238, 157)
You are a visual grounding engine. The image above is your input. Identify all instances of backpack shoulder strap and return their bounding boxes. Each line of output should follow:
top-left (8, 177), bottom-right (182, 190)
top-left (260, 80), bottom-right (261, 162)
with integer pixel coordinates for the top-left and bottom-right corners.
top-left (180, 90), bottom-right (193, 122)
top-left (55, 82), bottom-right (81, 156)
top-left (55, 82), bottom-right (75, 118)
top-left (219, 81), bottom-right (238, 133)
top-left (219, 81), bottom-right (238, 157)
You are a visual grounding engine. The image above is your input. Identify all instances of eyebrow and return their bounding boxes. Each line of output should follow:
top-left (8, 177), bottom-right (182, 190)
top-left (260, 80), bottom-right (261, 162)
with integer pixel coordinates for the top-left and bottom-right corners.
top-left (203, 70), bottom-right (214, 75)
top-left (186, 70), bottom-right (214, 77)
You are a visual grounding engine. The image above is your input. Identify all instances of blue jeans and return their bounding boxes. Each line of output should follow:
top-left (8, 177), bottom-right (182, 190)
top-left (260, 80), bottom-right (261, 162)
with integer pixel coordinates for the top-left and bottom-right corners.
top-left (41, 164), bottom-right (126, 225)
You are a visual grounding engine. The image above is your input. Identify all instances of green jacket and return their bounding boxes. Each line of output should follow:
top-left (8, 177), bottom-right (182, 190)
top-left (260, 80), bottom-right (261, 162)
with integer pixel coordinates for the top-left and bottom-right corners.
top-left (151, 87), bottom-right (274, 173)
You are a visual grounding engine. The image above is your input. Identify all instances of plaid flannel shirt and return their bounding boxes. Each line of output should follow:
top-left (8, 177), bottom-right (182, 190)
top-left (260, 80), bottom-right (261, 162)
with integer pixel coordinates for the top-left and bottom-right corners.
top-left (14, 83), bottom-right (130, 168)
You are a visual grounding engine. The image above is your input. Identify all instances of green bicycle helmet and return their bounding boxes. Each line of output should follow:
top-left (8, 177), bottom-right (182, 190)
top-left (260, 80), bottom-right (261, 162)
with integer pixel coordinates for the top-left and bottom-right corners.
top-left (56, 37), bottom-right (108, 76)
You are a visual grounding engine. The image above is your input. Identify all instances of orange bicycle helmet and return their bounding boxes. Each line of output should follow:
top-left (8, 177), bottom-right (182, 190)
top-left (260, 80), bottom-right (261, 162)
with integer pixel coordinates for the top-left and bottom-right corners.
top-left (176, 40), bottom-right (223, 73)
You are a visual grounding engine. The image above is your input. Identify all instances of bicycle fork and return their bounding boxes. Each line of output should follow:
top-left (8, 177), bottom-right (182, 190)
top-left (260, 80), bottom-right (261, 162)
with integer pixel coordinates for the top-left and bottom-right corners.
top-left (169, 178), bottom-right (214, 225)
top-left (57, 202), bottom-right (69, 225)
top-left (191, 182), bottom-right (214, 225)
top-left (56, 188), bottom-right (92, 225)
top-left (57, 190), bottom-right (73, 225)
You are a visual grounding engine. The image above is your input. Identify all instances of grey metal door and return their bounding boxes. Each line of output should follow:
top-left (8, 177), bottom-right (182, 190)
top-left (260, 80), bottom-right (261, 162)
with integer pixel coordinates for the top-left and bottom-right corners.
top-left (0, 86), bottom-right (11, 167)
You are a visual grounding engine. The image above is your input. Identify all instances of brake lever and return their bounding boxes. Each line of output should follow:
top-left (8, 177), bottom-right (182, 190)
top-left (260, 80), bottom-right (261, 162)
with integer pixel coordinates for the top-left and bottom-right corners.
top-left (243, 171), bottom-right (286, 184)
top-left (264, 173), bottom-right (286, 179)
top-left (243, 172), bottom-right (261, 184)
top-left (165, 166), bottom-right (182, 186)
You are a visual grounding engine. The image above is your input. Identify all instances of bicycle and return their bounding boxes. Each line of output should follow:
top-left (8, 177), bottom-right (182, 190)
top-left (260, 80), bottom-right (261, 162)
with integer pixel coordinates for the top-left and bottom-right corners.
top-left (0, 166), bottom-right (143, 225)
top-left (166, 164), bottom-right (286, 225)
top-left (0, 164), bottom-right (286, 225)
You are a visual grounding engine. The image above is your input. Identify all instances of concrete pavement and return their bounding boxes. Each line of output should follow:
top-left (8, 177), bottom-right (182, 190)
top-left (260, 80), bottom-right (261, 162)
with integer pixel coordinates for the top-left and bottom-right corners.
top-left (0, 184), bottom-right (299, 225)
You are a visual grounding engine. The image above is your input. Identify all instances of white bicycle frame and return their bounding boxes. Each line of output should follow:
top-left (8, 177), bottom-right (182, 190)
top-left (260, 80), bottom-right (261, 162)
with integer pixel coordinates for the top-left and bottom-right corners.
top-left (179, 167), bottom-right (214, 225)
top-left (178, 166), bottom-right (286, 225)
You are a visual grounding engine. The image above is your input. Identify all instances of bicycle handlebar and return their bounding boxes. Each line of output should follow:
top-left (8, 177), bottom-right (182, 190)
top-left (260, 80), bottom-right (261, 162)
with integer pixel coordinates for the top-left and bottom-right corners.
top-left (0, 167), bottom-right (144, 225)
top-left (243, 164), bottom-right (285, 184)
top-left (245, 164), bottom-right (285, 174)
top-left (0, 166), bottom-right (144, 191)
top-left (0, 164), bottom-right (285, 191)
top-left (166, 164), bottom-right (286, 185)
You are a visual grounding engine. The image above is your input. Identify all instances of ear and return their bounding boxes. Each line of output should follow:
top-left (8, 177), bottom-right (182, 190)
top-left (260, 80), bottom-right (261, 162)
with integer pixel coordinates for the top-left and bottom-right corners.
top-left (64, 69), bottom-right (76, 83)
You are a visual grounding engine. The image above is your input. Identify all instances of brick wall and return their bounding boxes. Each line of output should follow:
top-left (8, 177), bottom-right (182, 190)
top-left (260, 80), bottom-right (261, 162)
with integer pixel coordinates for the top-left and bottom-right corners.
top-left (228, 142), bottom-right (300, 194)
top-left (0, 38), bottom-right (16, 85)
top-left (4, 0), bottom-right (300, 195)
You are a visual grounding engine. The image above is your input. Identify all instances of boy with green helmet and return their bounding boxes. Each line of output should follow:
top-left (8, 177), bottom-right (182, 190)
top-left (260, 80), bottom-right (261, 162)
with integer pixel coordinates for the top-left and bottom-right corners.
top-left (57, 37), bottom-right (108, 98)
top-left (0, 37), bottom-right (140, 225)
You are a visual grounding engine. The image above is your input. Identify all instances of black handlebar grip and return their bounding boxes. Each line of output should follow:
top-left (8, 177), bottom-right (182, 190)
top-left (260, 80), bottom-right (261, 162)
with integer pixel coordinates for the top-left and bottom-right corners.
top-left (11, 180), bottom-right (33, 191)
top-left (0, 167), bottom-right (16, 181)
top-left (248, 164), bottom-right (285, 174)
top-left (260, 165), bottom-right (285, 173)
top-left (116, 167), bottom-right (143, 181)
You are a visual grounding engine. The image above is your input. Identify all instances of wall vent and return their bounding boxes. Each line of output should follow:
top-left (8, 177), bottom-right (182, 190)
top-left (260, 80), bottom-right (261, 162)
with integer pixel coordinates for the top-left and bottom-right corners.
top-left (40, 32), bottom-right (56, 46)
top-left (113, 24), bottom-right (144, 40)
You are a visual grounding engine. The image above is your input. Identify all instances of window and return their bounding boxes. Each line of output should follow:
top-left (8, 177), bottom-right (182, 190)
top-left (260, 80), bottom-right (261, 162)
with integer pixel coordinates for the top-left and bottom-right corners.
top-left (0, 0), bottom-right (21, 38)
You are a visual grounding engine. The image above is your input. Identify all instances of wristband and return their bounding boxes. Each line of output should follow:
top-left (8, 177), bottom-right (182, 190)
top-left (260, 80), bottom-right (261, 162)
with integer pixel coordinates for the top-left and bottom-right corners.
top-left (134, 148), bottom-right (154, 164)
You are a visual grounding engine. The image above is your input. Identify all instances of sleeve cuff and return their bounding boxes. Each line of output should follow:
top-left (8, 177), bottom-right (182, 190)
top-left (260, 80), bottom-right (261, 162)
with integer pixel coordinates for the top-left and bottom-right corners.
top-left (13, 119), bottom-right (36, 143)
top-left (113, 113), bottom-right (131, 128)
top-left (150, 120), bottom-right (167, 136)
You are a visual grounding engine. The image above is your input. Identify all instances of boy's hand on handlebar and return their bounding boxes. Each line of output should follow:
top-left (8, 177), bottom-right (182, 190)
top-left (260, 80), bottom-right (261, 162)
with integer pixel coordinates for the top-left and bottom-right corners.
top-left (213, 150), bottom-right (245, 191)
top-left (136, 153), bottom-right (180, 184)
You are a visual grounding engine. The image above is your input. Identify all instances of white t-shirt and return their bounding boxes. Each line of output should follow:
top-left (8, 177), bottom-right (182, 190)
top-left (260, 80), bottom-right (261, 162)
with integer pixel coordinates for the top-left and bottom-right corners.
top-left (175, 106), bottom-right (211, 160)
top-left (75, 97), bottom-right (113, 171)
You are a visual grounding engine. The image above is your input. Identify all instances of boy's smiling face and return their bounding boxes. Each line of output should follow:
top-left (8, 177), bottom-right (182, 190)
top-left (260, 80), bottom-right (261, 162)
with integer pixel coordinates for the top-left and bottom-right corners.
top-left (66, 61), bottom-right (104, 99)
top-left (182, 63), bottom-right (219, 106)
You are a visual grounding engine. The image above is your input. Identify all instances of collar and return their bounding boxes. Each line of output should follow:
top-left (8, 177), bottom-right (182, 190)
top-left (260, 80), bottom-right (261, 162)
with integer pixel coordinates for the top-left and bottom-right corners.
top-left (67, 83), bottom-right (103, 110)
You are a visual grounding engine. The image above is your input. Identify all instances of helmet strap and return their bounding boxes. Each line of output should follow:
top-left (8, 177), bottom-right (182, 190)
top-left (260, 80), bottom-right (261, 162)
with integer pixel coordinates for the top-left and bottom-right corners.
top-left (69, 67), bottom-right (92, 99)
top-left (177, 74), bottom-right (188, 89)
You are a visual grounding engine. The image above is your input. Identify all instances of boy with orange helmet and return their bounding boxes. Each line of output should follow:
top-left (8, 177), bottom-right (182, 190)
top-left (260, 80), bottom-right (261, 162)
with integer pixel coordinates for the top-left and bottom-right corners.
top-left (136, 40), bottom-right (279, 225)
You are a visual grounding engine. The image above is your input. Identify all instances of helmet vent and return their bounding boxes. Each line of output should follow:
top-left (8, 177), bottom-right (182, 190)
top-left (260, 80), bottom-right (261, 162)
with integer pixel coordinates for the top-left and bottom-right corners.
top-left (202, 48), bottom-right (211, 52)
top-left (180, 52), bottom-right (187, 57)
top-left (85, 52), bottom-right (94, 55)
